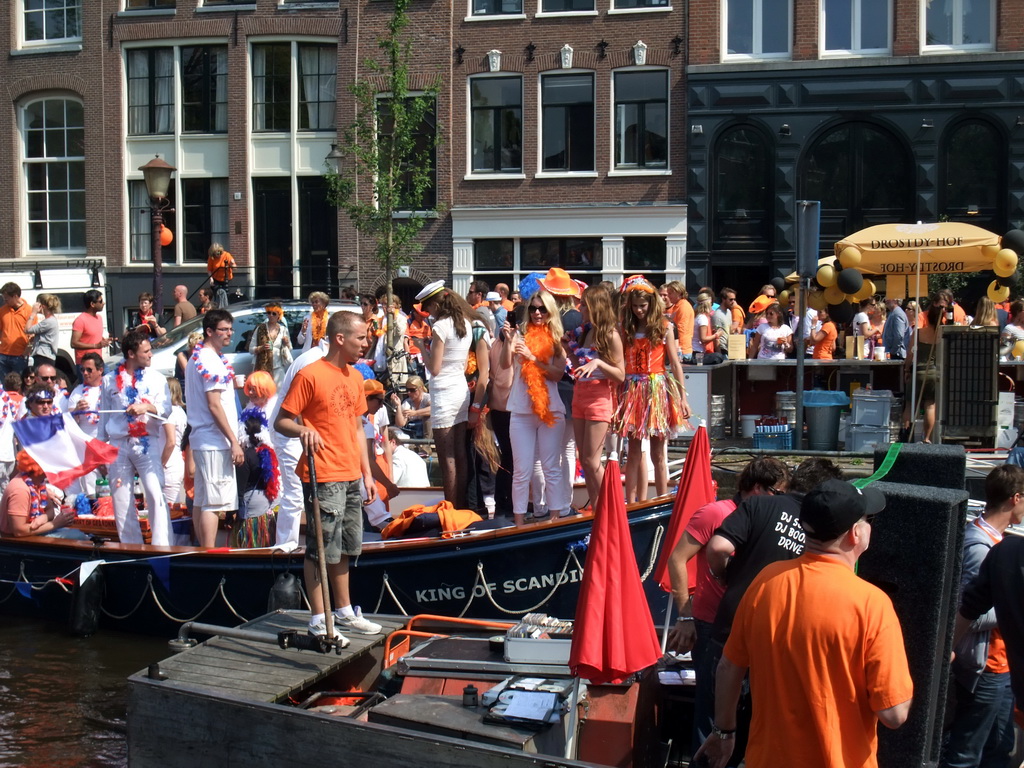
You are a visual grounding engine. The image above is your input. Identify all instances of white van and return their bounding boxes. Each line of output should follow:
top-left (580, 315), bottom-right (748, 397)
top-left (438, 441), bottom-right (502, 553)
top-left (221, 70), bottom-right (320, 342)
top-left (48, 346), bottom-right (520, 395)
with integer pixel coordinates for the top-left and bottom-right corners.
top-left (0, 258), bottom-right (109, 384)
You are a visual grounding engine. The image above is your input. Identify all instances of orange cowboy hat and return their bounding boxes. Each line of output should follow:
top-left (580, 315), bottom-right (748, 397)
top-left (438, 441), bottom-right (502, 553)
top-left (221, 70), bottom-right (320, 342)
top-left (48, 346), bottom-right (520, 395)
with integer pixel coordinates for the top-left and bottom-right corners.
top-left (540, 268), bottom-right (581, 298)
top-left (749, 295), bottom-right (774, 314)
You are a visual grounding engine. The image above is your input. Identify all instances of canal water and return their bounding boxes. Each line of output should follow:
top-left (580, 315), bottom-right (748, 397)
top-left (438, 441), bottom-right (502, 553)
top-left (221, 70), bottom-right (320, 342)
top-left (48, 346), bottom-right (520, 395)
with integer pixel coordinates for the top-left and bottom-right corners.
top-left (0, 617), bottom-right (168, 767)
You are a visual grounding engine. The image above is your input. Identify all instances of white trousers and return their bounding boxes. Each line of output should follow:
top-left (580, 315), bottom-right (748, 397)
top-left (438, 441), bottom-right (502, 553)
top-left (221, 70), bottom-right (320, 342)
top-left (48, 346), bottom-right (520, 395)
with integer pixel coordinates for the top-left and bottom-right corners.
top-left (274, 436), bottom-right (303, 547)
top-left (110, 438), bottom-right (170, 547)
top-left (510, 411), bottom-right (568, 516)
top-left (162, 452), bottom-right (185, 508)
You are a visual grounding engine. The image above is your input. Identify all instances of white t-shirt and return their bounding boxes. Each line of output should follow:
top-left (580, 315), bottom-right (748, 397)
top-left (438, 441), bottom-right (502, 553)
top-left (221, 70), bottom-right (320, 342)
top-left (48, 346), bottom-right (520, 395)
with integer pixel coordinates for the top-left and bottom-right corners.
top-left (757, 324), bottom-right (793, 360)
top-left (185, 346), bottom-right (238, 451)
top-left (67, 383), bottom-right (102, 438)
top-left (430, 317), bottom-right (472, 386)
top-left (392, 444), bottom-right (430, 487)
top-left (852, 311), bottom-right (870, 336)
top-left (694, 314), bottom-right (710, 350)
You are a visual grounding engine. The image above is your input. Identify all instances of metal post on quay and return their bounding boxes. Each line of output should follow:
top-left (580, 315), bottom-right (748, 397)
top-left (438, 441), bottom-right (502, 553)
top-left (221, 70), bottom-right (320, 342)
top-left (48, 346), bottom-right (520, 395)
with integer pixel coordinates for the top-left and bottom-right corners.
top-left (138, 156), bottom-right (176, 317)
top-left (794, 200), bottom-right (821, 449)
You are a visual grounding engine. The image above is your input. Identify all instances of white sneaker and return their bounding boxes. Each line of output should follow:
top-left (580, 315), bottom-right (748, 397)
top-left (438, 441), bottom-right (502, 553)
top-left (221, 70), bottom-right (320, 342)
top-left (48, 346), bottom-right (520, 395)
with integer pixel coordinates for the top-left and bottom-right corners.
top-left (334, 607), bottom-right (383, 635)
top-left (308, 619), bottom-right (351, 648)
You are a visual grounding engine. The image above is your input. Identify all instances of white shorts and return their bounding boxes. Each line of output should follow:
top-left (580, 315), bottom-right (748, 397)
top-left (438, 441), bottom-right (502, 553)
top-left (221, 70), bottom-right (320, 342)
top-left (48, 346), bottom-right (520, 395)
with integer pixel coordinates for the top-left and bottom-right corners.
top-left (193, 449), bottom-right (238, 511)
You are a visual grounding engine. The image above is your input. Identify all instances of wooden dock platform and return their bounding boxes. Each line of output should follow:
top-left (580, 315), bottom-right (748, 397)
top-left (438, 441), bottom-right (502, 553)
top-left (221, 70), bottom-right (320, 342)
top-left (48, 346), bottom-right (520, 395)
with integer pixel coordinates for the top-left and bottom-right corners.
top-left (143, 609), bottom-right (404, 704)
top-left (127, 610), bottom-right (600, 768)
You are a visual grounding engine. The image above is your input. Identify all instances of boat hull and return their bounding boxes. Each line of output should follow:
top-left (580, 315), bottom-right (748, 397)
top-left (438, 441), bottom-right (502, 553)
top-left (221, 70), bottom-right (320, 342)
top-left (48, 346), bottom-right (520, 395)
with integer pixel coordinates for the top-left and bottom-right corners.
top-left (0, 501), bottom-right (674, 635)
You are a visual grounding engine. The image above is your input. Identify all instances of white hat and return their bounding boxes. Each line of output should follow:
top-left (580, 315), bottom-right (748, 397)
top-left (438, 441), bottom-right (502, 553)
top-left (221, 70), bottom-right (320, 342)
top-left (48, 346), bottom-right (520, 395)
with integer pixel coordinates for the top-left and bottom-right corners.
top-left (484, 291), bottom-right (501, 302)
top-left (415, 280), bottom-right (445, 302)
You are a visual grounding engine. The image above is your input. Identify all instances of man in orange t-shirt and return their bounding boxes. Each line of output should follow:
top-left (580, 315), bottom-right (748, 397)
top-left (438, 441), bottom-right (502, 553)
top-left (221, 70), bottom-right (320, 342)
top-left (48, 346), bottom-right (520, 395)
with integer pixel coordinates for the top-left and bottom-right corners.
top-left (0, 283), bottom-right (32, 379)
top-left (276, 310), bottom-right (382, 645)
top-left (666, 281), bottom-right (695, 361)
top-left (696, 480), bottom-right (913, 768)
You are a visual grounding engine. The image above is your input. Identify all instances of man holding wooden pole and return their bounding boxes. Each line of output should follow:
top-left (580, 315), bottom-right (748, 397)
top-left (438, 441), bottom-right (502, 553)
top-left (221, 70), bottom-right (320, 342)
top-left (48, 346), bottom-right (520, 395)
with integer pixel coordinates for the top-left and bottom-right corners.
top-left (276, 311), bottom-right (381, 644)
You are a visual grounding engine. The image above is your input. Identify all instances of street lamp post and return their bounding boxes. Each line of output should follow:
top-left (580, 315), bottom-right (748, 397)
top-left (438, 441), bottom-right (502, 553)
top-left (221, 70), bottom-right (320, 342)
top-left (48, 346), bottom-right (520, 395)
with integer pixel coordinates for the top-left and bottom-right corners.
top-left (138, 156), bottom-right (176, 317)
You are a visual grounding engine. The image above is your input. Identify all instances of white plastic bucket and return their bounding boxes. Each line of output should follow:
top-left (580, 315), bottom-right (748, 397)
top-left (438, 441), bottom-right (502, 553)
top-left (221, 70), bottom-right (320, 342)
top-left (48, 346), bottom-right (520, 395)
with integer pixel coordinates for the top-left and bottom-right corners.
top-left (740, 414), bottom-right (760, 439)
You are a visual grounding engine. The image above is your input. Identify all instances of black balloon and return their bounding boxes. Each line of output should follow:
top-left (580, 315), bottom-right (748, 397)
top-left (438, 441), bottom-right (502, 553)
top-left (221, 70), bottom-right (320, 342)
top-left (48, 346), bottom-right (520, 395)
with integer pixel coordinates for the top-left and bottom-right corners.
top-left (836, 268), bottom-right (864, 296)
top-left (770, 276), bottom-right (786, 293)
top-left (829, 300), bottom-right (855, 325)
top-left (1003, 229), bottom-right (1024, 255)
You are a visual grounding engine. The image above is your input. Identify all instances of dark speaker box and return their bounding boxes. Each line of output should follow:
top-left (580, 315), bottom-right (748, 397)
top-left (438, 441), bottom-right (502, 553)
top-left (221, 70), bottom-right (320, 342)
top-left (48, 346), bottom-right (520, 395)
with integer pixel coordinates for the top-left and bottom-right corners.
top-left (873, 443), bottom-right (966, 491)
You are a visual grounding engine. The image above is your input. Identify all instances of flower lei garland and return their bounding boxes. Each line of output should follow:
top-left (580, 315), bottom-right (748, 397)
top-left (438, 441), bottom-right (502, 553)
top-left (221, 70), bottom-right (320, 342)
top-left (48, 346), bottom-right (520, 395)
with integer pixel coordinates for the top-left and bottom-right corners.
top-left (521, 323), bottom-right (557, 427)
top-left (310, 310), bottom-right (328, 346)
top-left (190, 345), bottom-right (234, 385)
top-left (116, 363), bottom-right (151, 454)
top-left (22, 474), bottom-right (48, 521)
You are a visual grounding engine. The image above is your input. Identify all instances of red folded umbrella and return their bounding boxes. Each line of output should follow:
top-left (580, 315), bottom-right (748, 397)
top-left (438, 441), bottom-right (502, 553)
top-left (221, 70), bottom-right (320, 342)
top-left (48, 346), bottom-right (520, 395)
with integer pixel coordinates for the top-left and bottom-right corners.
top-left (652, 426), bottom-right (716, 594)
top-left (568, 458), bottom-right (662, 685)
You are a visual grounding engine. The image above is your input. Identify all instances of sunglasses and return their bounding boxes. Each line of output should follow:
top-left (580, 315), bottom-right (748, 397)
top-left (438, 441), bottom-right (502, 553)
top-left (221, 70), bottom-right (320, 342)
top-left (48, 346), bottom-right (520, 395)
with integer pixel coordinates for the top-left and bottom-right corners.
top-left (33, 399), bottom-right (53, 405)
top-left (39, 375), bottom-right (57, 382)
top-left (768, 486), bottom-right (785, 495)
top-left (267, 312), bottom-right (280, 317)
top-left (528, 305), bottom-right (548, 315)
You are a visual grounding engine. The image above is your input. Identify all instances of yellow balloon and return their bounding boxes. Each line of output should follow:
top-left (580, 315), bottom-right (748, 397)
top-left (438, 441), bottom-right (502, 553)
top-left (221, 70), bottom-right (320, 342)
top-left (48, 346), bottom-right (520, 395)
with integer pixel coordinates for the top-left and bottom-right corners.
top-left (817, 264), bottom-right (837, 288)
top-left (778, 289), bottom-right (791, 307)
top-left (1014, 340), bottom-right (1024, 359)
top-left (984, 244), bottom-right (1002, 259)
top-left (988, 280), bottom-right (1010, 304)
top-left (994, 248), bottom-right (1018, 277)
top-left (839, 247), bottom-right (862, 270)
top-left (824, 284), bottom-right (846, 304)
top-left (808, 291), bottom-right (826, 310)
top-left (852, 279), bottom-right (876, 302)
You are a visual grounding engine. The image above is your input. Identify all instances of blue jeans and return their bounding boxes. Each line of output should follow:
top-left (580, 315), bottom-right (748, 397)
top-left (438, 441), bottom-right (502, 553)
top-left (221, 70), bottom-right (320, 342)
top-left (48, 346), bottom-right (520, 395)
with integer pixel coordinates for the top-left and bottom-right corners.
top-left (941, 671), bottom-right (1014, 768)
top-left (691, 618), bottom-right (718, 753)
top-left (0, 354), bottom-right (26, 380)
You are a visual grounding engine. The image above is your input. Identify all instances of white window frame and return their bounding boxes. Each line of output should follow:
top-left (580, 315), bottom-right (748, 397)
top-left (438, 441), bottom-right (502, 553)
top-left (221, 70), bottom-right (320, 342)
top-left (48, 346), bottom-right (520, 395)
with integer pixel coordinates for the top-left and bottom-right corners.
top-left (535, 0), bottom-right (598, 19)
top-left (721, 0), bottom-right (793, 61)
top-left (250, 39), bottom-right (337, 134)
top-left (466, 73), bottom-right (526, 180)
top-left (18, 0), bottom-right (83, 50)
top-left (820, 0), bottom-right (891, 56)
top-left (536, 70), bottom-right (598, 178)
top-left (608, 0), bottom-right (673, 15)
top-left (921, 0), bottom-right (994, 52)
top-left (20, 96), bottom-right (87, 256)
top-left (608, 67), bottom-right (671, 177)
top-left (465, 0), bottom-right (527, 22)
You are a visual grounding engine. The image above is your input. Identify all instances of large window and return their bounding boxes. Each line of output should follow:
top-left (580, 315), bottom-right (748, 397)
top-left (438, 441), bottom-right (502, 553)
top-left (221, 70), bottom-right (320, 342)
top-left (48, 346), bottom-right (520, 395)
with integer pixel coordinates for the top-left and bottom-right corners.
top-left (541, 0), bottom-right (595, 11)
top-left (182, 46), bottom-right (228, 133)
top-left (378, 97), bottom-right (438, 210)
top-left (471, 76), bottom-right (523, 174)
top-left (22, 98), bottom-right (86, 253)
top-left (253, 43), bottom-right (337, 132)
top-left (541, 74), bottom-right (594, 172)
top-left (713, 126), bottom-right (771, 250)
top-left (522, 238), bottom-right (602, 272)
top-left (613, 71), bottom-right (668, 170)
top-left (924, 0), bottom-right (992, 48)
top-left (725, 0), bottom-right (790, 58)
top-left (822, 0), bottom-right (889, 53)
top-left (472, 0), bottom-right (523, 15)
top-left (127, 49), bottom-right (174, 135)
top-left (941, 120), bottom-right (1005, 231)
top-left (613, 0), bottom-right (669, 8)
top-left (23, 0), bottom-right (81, 44)
top-left (125, 0), bottom-right (175, 8)
top-left (129, 179), bottom-right (227, 263)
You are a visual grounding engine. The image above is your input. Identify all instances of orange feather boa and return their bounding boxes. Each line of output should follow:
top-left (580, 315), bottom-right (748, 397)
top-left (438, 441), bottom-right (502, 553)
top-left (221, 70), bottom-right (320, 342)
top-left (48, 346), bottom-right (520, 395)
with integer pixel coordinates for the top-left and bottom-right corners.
top-left (521, 323), bottom-right (557, 427)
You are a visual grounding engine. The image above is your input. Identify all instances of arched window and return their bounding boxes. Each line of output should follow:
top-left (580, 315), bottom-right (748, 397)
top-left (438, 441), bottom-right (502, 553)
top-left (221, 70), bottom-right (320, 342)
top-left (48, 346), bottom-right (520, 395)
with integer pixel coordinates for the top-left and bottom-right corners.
top-left (713, 125), bottom-right (772, 250)
top-left (800, 121), bottom-right (912, 251)
top-left (21, 96), bottom-right (86, 253)
top-left (941, 119), bottom-right (1005, 232)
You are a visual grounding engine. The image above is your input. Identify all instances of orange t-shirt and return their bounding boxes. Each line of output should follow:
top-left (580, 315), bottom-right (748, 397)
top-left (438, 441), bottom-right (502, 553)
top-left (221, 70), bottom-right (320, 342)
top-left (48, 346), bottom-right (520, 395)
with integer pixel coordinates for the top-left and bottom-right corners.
top-left (973, 519), bottom-right (1010, 673)
top-left (0, 301), bottom-right (32, 357)
top-left (207, 251), bottom-right (234, 283)
top-left (672, 299), bottom-right (695, 356)
top-left (725, 553), bottom-right (913, 768)
top-left (731, 304), bottom-right (746, 330)
top-left (501, 299), bottom-right (515, 312)
top-left (813, 321), bottom-right (837, 359)
top-left (280, 359), bottom-right (367, 483)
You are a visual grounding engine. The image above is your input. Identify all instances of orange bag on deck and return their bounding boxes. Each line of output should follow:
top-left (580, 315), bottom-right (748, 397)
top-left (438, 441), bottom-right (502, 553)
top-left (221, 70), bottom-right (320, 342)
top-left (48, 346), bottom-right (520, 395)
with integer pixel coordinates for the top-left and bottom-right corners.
top-left (380, 500), bottom-right (481, 540)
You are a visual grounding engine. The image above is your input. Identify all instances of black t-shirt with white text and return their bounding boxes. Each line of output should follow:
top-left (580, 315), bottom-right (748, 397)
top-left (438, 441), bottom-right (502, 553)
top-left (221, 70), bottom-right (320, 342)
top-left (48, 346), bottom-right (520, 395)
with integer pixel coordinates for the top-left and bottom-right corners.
top-left (711, 493), bottom-right (806, 642)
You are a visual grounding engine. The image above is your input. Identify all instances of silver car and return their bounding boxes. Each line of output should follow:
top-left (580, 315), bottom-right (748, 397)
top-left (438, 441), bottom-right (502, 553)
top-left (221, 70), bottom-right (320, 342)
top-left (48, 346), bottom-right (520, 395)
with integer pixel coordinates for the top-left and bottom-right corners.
top-left (105, 299), bottom-right (361, 378)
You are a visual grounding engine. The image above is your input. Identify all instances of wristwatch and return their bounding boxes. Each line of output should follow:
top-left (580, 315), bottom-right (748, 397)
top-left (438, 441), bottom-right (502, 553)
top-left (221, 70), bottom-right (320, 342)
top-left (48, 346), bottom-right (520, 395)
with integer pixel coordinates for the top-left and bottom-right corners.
top-left (711, 725), bottom-right (736, 740)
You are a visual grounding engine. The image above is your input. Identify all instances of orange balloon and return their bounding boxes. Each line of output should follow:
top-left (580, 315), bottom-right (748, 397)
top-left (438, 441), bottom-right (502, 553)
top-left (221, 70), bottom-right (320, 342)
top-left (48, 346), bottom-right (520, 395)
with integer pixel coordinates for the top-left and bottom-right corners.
top-left (160, 226), bottom-right (173, 247)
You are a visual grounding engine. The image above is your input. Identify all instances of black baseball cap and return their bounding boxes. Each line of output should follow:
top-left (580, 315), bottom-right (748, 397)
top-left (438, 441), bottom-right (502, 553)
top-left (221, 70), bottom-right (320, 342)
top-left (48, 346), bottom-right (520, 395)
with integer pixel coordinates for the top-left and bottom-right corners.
top-left (799, 479), bottom-right (887, 541)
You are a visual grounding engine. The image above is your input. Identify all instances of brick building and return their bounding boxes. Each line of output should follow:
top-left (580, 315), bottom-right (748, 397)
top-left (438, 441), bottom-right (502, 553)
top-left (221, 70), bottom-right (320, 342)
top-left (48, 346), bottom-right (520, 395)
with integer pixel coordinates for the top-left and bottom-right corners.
top-left (686, 0), bottom-right (1024, 301)
top-left (0, 0), bottom-right (687, 325)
